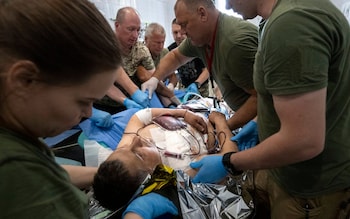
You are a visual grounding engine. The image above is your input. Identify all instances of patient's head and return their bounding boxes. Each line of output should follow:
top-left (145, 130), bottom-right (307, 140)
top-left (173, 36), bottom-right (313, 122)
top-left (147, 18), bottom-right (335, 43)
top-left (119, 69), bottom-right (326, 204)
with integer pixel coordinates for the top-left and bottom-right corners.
top-left (93, 159), bottom-right (144, 210)
top-left (93, 136), bottom-right (161, 210)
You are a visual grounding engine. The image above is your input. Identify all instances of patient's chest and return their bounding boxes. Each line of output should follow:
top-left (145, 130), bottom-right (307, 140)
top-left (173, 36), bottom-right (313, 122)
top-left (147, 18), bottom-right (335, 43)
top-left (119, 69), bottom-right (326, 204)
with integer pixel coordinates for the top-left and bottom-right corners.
top-left (142, 124), bottom-right (208, 171)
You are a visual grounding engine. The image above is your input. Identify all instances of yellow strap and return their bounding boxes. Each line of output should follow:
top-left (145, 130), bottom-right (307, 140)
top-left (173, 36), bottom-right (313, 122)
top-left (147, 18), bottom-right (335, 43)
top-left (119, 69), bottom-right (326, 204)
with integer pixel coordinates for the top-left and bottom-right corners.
top-left (141, 164), bottom-right (176, 195)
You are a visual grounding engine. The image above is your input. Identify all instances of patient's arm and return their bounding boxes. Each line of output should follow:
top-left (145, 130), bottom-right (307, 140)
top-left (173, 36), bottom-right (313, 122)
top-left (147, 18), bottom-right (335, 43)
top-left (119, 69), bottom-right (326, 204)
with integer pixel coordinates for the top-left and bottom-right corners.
top-left (209, 112), bottom-right (238, 154)
top-left (119, 108), bottom-right (203, 147)
top-left (122, 108), bottom-right (207, 137)
top-left (187, 112), bottom-right (237, 184)
top-left (61, 165), bottom-right (97, 189)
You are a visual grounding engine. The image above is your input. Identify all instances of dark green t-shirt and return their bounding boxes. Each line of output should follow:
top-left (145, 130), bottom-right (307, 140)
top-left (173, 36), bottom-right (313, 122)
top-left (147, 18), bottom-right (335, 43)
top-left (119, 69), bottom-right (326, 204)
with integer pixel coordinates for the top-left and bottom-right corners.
top-left (0, 128), bottom-right (88, 218)
top-left (254, 0), bottom-right (350, 197)
top-left (179, 13), bottom-right (258, 111)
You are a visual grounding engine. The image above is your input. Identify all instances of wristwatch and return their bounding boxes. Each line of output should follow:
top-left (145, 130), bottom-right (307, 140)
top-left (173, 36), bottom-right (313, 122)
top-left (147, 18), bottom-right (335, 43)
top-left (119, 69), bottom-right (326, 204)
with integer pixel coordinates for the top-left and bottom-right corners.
top-left (222, 152), bottom-right (243, 176)
top-left (194, 82), bottom-right (201, 89)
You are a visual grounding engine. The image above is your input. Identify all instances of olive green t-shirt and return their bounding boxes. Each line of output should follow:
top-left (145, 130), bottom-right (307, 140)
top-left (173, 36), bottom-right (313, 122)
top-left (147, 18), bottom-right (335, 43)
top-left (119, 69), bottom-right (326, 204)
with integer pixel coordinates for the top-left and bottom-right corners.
top-left (254, 0), bottom-right (350, 197)
top-left (0, 128), bottom-right (88, 218)
top-left (179, 13), bottom-right (258, 111)
top-left (153, 48), bottom-right (169, 67)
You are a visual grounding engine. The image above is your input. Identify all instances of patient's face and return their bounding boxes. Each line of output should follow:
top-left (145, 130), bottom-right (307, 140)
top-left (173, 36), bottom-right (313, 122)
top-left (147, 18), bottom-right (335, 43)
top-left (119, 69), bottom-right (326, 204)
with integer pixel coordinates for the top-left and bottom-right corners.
top-left (108, 136), bottom-right (161, 174)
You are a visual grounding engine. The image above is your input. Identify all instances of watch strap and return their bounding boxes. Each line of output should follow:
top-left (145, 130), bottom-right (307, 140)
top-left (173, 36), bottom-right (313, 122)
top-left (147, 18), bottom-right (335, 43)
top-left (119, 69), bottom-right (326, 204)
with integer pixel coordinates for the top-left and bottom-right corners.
top-left (222, 152), bottom-right (243, 176)
top-left (194, 82), bottom-right (201, 89)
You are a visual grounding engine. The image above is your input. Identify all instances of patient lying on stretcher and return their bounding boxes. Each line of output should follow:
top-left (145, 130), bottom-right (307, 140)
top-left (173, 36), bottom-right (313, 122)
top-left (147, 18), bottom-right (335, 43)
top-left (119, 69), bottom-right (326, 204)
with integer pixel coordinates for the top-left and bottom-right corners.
top-left (92, 108), bottom-right (238, 217)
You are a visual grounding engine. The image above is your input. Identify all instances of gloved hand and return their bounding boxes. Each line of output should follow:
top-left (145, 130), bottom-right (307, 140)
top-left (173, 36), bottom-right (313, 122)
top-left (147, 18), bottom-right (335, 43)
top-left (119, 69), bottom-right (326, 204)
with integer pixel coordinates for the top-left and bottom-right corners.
top-left (123, 98), bottom-right (144, 109)
top-left (186, 82), bottom-right (200, 95)
top-left (90, 107), bottom-right (113, 128)
top-left (231, 120), bottom-right (259, 151)
top-left (123, 193), bottom-right (178, 219)
top-left (167, 82), bottom-right (175, 91)
top-left (190, 155), bottom-right (227, 183)
top-left (141, 77), bottom-right (159, 99)
top-left (131, 89), bottom-right (149, 108)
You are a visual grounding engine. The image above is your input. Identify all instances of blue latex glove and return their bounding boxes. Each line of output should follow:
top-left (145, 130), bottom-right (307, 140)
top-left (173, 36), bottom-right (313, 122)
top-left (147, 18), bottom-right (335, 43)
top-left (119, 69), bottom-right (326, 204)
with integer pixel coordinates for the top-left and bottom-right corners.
top-left (123, 193), bottom-right (178, 219)
top-left (231, 120), bottom-right (259, 151)
top-left (90, 108), bottom-right (113, 128)
top-left (131, 89), bottom-right (149, 108)
top-left (123, 98), bottom-right (143, 109)
top-left (190, 155), bottom-right (227, 183)
top-left (186, 82), bottom-right (200, 95)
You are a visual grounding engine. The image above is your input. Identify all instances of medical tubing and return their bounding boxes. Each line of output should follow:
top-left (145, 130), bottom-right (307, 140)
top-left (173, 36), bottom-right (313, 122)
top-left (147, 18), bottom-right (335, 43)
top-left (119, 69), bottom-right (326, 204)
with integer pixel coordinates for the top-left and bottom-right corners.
top-left (163, 151), bottom-right (184, 159)
top-left (217, 131), bottom-right (227, 150)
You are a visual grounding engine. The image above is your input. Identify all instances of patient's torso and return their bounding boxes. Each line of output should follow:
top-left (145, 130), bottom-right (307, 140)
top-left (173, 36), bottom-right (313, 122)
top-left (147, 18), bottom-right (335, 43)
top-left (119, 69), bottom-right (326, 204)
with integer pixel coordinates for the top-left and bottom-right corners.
top-left (138, 124), bottom-right (208, 171)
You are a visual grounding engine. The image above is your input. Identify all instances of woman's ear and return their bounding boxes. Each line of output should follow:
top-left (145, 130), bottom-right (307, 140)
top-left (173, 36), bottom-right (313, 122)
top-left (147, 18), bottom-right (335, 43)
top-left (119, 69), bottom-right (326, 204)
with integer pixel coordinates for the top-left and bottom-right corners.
top-left (7, 60), bottom-right (40, 92)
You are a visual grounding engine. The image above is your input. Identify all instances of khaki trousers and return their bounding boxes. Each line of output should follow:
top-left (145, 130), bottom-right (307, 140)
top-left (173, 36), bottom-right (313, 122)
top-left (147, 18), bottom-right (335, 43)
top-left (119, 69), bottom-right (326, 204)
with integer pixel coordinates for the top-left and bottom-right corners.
top-left (242, 170), bottom-right (350, 219)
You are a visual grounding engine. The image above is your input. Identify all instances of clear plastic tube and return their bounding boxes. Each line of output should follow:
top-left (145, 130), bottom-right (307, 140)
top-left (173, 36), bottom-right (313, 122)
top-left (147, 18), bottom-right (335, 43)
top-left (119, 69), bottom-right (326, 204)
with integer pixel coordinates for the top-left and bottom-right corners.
top-left (163, 150), bottom-right (184, 160)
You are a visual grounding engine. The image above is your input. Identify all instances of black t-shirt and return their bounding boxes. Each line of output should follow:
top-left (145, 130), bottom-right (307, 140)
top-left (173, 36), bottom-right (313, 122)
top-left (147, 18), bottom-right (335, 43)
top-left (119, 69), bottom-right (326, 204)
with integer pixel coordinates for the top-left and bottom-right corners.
top-left (167, 42), bottom-right (206, 87)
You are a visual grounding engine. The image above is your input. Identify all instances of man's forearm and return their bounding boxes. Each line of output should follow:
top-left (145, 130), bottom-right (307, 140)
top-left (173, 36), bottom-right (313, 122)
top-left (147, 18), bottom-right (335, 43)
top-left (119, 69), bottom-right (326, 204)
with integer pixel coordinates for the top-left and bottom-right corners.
top-left (156, 82), bottom-right (175, 98)
top-left (153, 48), bottom-right (190, 81)
top-left (62, 165), bottom-right (97, 189)
top-left (227, 95), bottom-right (257, 130)
top-left (115, 67), bottom-right (139, 95)
top-left (106, 86), bottom-right (127, 104)
top-left (195, 68), bottom-right (209, 85)
top-left (168, 73), bottom-right (178, 87)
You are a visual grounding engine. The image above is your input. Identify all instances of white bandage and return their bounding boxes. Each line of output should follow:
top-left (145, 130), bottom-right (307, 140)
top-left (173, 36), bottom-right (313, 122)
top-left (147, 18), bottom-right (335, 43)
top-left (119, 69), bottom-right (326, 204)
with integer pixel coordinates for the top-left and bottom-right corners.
top-left (135, 108), bottom-right (153, 125)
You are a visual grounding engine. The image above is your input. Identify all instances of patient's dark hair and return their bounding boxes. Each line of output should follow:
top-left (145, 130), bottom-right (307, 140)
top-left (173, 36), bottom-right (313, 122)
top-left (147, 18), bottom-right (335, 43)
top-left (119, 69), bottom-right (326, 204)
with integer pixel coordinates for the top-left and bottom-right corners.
top-left (93, 159), bottom-right (148, 211)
